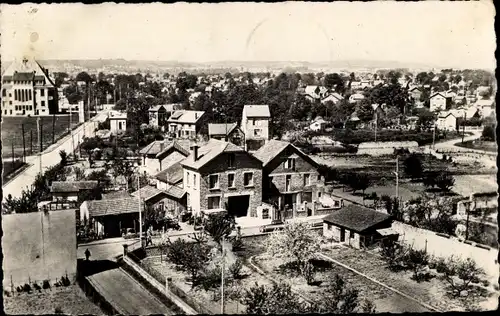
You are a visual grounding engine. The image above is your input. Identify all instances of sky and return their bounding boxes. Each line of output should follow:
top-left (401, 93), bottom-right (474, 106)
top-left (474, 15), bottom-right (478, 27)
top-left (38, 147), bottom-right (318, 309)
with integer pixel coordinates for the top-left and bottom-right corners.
top-left (0, 2), bottom-right (496, 69)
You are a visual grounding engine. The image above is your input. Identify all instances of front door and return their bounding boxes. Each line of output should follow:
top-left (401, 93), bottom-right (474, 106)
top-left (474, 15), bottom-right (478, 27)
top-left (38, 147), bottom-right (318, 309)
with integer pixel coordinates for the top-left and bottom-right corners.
top-left (340, 228), bottom-right (346, 242)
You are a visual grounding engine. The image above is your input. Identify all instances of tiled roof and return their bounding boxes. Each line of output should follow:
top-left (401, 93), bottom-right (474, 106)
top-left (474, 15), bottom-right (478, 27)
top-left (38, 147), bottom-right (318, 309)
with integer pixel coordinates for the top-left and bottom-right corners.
top-left (130, 185), bottom-right (164, 201)
top-left (164, 103), bottom-right (182, 112)
top-left (155, 162), bottom-right (184, 184)
top-left (156, 140), bottom-right (190, 159)
top-left (13, 72), bottom-right (35, 81)
top-left (51, 181), bottom-right (99, 193)
top-left (208, 123), bottom-right (237, 136)
top-left (101, 190), bottom-right (132, 200)
top-left (165, 185), bottom-right (186, 199)
top-left (323, 204), bottom-right (392, 233)
top-left (252, 139), bottom-right (291, 166)
top-left (181, 139), bottom-right (245, 170)
top-left (139, 139), bottom-right (190, 157)
top-left (167, 110), bottom-right (205, 124)
top-left (243, 105), bottom-right (271, 118)
top-left (86, 198), bottom-right (140, 217)
top-left (149, 104), bottom-right (165, 112)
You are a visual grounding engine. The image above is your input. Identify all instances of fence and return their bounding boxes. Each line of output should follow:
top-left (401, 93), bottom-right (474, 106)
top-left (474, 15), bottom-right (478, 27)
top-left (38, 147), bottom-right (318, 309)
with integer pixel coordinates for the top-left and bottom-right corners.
top-left (126, 247), bottom-right (214, 314)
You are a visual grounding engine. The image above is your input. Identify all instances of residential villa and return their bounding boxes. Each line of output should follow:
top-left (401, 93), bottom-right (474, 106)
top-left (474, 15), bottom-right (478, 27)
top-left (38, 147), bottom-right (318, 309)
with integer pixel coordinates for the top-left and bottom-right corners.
top-left (254, 140), bottom-right (326, 222)
top-left (154, 162), bottom-right (188, 217)
top-left (304, 85), bottom-right (329, 102)
top-left (180, 139), bottom-right (263, 219)
top-left (241, 104), bottom-right (271, 151)
top-left (139, 139), bottom-right (191, 175)
top-left (309, 117), bottom-right (328, 131)
top-left (320, 92), bottom-right (343, 105)
top-left (50, 180), bottom-right (100, 210)
top-left (436, 111), bottom-right (458, 132)
top-left (148, 104), bottom-right (168, 128)
top-left (429, 92), bottom-right (452, 112)
top-left (1, 57), bottom-right (59, 116)
top-left (166, 110), bottom-right (206, 139)
top-left (208, 122), bottom-right (245, 146)
top-left (108, 111), bottom-right (127, 134)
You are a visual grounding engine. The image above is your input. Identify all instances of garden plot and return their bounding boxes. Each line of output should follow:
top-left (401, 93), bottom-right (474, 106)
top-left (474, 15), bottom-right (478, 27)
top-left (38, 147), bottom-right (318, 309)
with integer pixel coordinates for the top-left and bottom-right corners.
top-left (252, 251), bottom-right (429, 313)
top-left (142, 255), bottom-right (272, 314)
top-left (321, 246), bottom-right (497, 312)
top-left (3, 285), bottom-right (103, 315)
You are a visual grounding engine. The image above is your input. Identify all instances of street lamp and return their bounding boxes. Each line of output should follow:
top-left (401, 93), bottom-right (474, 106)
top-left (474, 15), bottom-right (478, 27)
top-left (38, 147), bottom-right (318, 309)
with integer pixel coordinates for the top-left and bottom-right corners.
top-left (393, 156), bottom-right (399, 201)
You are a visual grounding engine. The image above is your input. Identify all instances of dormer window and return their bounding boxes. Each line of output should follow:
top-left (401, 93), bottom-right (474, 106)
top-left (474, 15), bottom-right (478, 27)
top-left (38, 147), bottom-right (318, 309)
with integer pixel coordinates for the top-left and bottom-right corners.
top-left (228, 153), bottom-right (235, 168)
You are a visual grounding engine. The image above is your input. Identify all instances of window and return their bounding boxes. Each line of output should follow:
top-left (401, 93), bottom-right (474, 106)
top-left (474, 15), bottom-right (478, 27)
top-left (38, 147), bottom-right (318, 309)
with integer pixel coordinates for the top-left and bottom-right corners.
top-left (9, 101), bottom-right (12, 105)
top-left (244, 172), bottom-right (254, 187)
top-left (29, 90), bottom-right (32, 100)
top-left (208, 196), bottom-right (221, 209)
top-left (228, 154), bottom-right (235, 168)
top-left (193, 174), bottom-right (197, 187)
top-left (2, 89), bottom-right (5, 97)
top-left (284, 158), bottom-right (296, 170)
top-left (41, 101), bottom-right (45, 107)
top-left (303, 173), bottom-right (310, 186)
top-left (187, 172), bottom-right (190, 186)
top-left (302, 191), bottom-right (313, 203)
top-left (262, 208), bottom-right (270, 219)
top-left (350, 231), bottom-right (355, 239)
top-left (285, 175), bottom-right (292, 191)
top-left (254, 129), bottom-right (262, 137)
top-left (318, 191), bottom-right (322, 198)
top-left (10, 110), bottom-right (12, 115)
top-left (41, 89), bottom-right (45, 97)
top-left (228, 173), bottom-right (235, 188)
top-left (317, 174), bottom-right (321, 181)
top-left (252, 119), bottom-right (255, 125)
top-left (209, 174), bottom-right (219, 189)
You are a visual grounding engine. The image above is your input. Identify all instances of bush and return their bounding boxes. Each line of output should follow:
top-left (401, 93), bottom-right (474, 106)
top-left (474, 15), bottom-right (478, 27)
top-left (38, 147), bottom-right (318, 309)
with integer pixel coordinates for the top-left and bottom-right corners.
top-left (435, 257), bottom-right (448, 273)
top-left (54, 307), bottom-right (64, 314)
top-left (42, 280), bottom-right (51, 290)
top-left (482, 125), bottom-right (495, 141)
top-left (229, 258), bottom-right (244, 280)
top-left (22, 283), bottom-right (32, 293)
top-left (61, 275), bottom-right (71, 286)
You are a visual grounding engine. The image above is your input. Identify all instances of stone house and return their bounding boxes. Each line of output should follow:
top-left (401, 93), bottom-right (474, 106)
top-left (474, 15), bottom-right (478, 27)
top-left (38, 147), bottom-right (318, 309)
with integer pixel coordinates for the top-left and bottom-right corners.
top-left (148, 104), bottom-right (168, 128)
top-left (180, 139), bottom-right (263, 219)
top-left (323, 204), bottom-right (398, 249)
top-left (254, 140), bottom-right (326, 222)
top-left (108, 111), bottom-right (127, 134)
top-left (139, 139), bottom-right (190, 175)
top-left (208, 122), bottom-right (245, 147)
top-left (50, 181), bottom-right (100, 204)
top-left (429, 92), bottom-right (452, 112)
top-left (155, 162), bottom-right (188, 216)
top-left (436, 111), bottom-right (458, 131)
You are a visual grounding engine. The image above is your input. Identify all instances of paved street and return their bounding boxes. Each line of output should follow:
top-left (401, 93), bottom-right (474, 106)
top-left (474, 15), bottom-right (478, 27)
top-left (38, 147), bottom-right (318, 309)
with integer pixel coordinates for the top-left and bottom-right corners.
top-left (87, 268), bottom-right (171, 315)
top-left (2, 111), bottom-right (109, 201)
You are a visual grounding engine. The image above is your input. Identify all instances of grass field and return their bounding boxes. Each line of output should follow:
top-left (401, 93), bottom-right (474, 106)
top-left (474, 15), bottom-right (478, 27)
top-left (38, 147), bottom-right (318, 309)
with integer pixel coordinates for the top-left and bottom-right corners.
top-left (1, 113), bottom-right (80, 158)
top-left (2, 159), bottom-right (28, 183)
top-left (3, 285), bottom-right (103, 315)
top-left (455, 140), bottom-right (497, 153)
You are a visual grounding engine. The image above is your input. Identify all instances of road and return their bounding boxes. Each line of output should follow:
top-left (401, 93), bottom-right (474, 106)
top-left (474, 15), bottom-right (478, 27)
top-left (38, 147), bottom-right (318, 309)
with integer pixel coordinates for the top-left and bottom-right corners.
top-left (87, 268), bottom-right (171, 315)
top-left (2, 111), bottom-right (108, 201)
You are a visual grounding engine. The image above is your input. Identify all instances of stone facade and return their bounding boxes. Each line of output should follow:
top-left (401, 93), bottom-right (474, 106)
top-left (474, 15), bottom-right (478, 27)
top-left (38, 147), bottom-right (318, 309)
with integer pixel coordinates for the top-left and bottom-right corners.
top-left (197, 152), bottom-right (263, 217)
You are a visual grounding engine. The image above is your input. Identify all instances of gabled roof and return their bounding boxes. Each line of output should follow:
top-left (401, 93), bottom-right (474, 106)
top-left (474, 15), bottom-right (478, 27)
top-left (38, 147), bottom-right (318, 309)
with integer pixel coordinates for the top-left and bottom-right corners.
top-left (323, 204), bottom-right (392, 233)
top-left (165, 185), bottom-right (186, 200)
top-left (101, 190), bottom-right (132, 200)
top-left (321, 92), bottom-right (343, 102)
top-left (167, 110), bottom-right (205, 124)
top-left (208, 123), bottom-right (238, 136)
top-left (181, 139), bottom-right (249, 170)
top-left (51, 181), bottom-right (99, 193)
top-left (155, 162), bottom-right (184, 184)
top-left (149, 104), bottom-right (166, 112)
top-left (139, 139), bottom-right (190, 158)
top-left (85, 198), bottom-right (140, 217)
top-left (13, 72), bottom-right (35, 81)
top-left (1, 58), bottom-right (55, 87)
top-left (429, 92), bottom-right (450, 99)
top-left (253, 139), bottom-right (319, 169)
top-left (130, 185), bottom-right (165, 202)
top-left (242, 105), bottom-right (271, 118)
top-left (475, 99), bottom-right (494, 107)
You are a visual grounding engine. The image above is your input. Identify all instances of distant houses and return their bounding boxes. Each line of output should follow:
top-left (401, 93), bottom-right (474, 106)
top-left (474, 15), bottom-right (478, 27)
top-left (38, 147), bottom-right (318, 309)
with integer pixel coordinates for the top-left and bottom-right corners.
top-left (166, 110), bottom-right (206, 139)
top-left (429, 92), bottom-right (452, 112)
top-left (208, 122), bottom-right (245, 146)
top-left (108, 111), bottom-right (128, 134)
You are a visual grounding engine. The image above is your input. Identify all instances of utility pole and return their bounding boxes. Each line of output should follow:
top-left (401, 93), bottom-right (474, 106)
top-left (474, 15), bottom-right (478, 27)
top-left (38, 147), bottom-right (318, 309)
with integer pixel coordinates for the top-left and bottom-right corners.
top-left (37, 117), bottom-right (42, 175)
top-left (461, 113), bottom-right (467, 143)
top-left (11, 142), bottom-right (14, 165)
top-left (221, 235), bottom-right (225, 314)
top-left (138, 173), bottom-right (143, 247)
top-left (393, 156), bottom-right (399, 201)
top-left (374, 111), bottom-right (378, 142)
top-left (30, 130), bottom-right (33, 155)
top-left (22, 124), bottom-right (26, 162)
top-left (465, 201), bottom-right (472, 240)
top-left (432, 123), bottom-right (436, 149)
top-left (52, 114), bottom-right (56, 144)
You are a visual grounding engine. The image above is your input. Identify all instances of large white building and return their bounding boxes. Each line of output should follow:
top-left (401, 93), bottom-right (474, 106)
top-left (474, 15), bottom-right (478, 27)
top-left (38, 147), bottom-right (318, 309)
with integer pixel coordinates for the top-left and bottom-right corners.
top-left (1, 58), bottom-right (58, 116)
top-left (241, 105), bottom-right (271, 151)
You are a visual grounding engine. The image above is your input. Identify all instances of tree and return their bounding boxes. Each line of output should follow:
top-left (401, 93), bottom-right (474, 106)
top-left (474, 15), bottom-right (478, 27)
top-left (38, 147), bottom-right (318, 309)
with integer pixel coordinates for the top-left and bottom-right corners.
top-left (2, 190), bottom-right (38, 214)
top-left (166, 238), bottom-right (211, 286)
top-left (265, 221), bottom-right (321, 280)
top-left (324, 73), bottom-right (345, 94)
top-left (423, 171), bottom-right (438, 189)
top-left (203, 212), bottom-right (236, 247)
top-left (76, 72), bottom-right (92, 83)
top-left (242, 282), bottom-right (308, 314)
top-left (435, 171), bottom-right (455, 192)
top-left (416, 108), bottom-right (435, 131)
top-left (59, 150), bottom-right (68, 166)
top-left (347, 173), bottom-right (371, 196)
top-left (403, 154), bottom-right (423, 180)
top-left (315, 273), bottom-right (376, 314)
top-left (442, 257), bottom-right (485, 297)
top-left (481, 125), bottom-right (495, 141)
top-left (380, 240), bottom-right (409, 271)
top-left (406, 248), bottom-right (430, 281)
top-left (355, 99), bottom-right (374, 122)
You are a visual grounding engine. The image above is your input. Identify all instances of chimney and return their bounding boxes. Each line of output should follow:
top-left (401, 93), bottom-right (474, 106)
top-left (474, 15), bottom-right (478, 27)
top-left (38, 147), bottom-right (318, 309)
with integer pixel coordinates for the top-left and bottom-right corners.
top-left (191, 145), bottom-right (199, 161)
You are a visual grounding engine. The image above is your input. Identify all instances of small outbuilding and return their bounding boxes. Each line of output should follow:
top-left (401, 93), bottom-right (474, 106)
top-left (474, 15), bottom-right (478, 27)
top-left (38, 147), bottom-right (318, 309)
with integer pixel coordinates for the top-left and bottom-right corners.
top-left (323, 204), bottom-right (398, 249)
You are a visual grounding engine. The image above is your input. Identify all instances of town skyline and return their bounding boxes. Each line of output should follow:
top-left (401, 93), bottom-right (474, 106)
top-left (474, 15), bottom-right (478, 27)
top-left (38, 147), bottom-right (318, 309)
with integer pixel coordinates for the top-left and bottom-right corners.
top-left (1, 2), bottom-right (496, 70)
